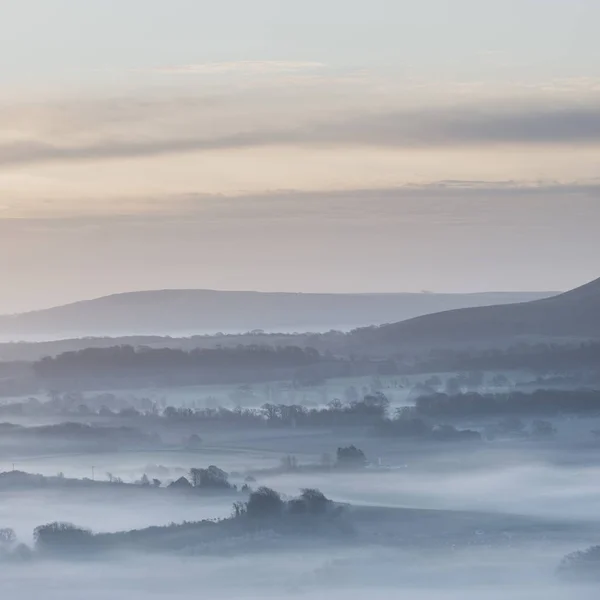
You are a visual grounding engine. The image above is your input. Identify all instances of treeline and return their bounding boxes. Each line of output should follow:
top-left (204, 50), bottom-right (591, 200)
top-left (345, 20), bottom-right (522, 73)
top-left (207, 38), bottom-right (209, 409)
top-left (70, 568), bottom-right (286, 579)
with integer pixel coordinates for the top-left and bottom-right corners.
top-left (0, 422), bottom-right (160, 450)
top-left (0, 392), bottom-right (159, 418)
top-left (376, 417), bottom-right (481, 441)
top-left (415, 389), bottom-right (600, 418)
top-left (34, 344), bottom-right (322, 376)
top-left (3, 486), bottom-right (343, 558)
top-left (37, 339), bottom-right (600, 378)
top-left (0, 392), bottom-right (392, 426)
top-left (0, 470), bottom-right (161, 491)
top-left (413, 342), bottom-right (600, 375)
top-left (255, 393), bottom-right (390, 427)
top-left (0, 445), bottom-right (369, 496)
top-left (0, 392), bottom-right (482, 442)
top-left (0, 466), bottom-right (238, 495)
top-left (558, 545), bottom-right (600, 582)
top-left (164, 397), bottom-right (481, 442)
top-left (28, 344), bottom-right (374, 389)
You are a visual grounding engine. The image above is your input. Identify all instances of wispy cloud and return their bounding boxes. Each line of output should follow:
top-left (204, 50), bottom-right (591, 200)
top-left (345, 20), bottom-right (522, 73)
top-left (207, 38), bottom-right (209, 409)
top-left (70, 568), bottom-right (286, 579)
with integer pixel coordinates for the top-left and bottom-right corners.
top-left (1, 103), bottom-right (600, 168)
top-left (5, 180), bottom-right (600, 220)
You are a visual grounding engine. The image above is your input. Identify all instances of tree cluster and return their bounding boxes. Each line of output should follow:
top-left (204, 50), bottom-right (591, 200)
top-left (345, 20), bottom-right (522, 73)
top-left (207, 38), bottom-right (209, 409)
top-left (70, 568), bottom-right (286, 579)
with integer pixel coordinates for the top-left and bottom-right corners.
top-left (34, 344), bottom-right (322, 377)
top-left (415, 389), bottom-right (600, 418)
top-left (413, 341), bottom-right (600, 375)
top-left (233, 487), bottom-right (333, 519)
top-left (375, 411), bottom-right (481, 441)
top-left (336, 445), bottom-right (368, 468)
top-left (26, 487), bottom-right (336, 555)
top-left (189, 465), bottom-right (233, 490)
top-left (558, 545), bottom-right (600, 582)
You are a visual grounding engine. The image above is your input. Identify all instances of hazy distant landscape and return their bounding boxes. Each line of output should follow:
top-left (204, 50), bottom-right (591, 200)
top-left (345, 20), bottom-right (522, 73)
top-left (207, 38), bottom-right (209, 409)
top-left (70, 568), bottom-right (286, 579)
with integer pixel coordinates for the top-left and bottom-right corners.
top-left (352, 276), bottom-right (600, 350)
top-left (4, 0), bottom-right (600, 598)
top-left (2, 275), bottom-right (600, 600)
top-left (0, 289), bottom-right (555, 341)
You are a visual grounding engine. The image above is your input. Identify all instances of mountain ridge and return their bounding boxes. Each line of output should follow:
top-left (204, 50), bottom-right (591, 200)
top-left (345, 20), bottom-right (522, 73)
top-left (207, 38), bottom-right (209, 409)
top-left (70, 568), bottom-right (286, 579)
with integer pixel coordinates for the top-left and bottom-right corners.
top-left (0, 288), bottom-right (557, 340)
top-left (351, 276), bottom-right (600, 348)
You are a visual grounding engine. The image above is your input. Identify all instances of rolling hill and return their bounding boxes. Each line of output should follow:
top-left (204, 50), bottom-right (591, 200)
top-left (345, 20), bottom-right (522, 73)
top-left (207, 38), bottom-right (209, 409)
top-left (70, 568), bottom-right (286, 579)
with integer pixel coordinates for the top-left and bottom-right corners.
top-left (0, 289), bottom-right (556, 341)
top-left (352, 276), bottom-right (600, 349)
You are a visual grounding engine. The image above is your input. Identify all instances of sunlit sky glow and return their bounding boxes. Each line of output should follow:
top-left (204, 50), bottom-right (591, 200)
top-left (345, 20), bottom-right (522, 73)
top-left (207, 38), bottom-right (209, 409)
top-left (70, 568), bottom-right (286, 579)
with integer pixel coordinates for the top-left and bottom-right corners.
top-left (1, 0), bottom-right (599, 312)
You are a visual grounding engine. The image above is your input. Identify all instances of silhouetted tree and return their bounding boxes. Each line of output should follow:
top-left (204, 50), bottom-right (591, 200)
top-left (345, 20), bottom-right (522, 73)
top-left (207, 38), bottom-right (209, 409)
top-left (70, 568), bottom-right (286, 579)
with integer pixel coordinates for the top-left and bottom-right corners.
top-left (232, 501), bottom-right (247, 518)
top-left (245, 487), bottom-right (284, 518)
top-left (558, 545), bottom-right (600, 581)
top-left (299, 488), bottom-right (331, 514)
top-left (336, 445), bottom-right (367, 468)
top-left (288, 498), bottom-right (308, 515)
top-left (189, 465), bottom-right (231, 489)
top-left (33, 522), bottom-right (93, 552)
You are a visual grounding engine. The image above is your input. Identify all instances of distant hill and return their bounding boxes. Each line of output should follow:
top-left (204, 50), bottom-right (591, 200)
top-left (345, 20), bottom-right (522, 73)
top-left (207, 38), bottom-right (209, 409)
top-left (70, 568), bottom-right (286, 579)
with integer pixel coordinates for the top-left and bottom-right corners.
top-left (351, 277), bottom-right (600, 349)
top-left (0, 289), bottom-right (556, 341)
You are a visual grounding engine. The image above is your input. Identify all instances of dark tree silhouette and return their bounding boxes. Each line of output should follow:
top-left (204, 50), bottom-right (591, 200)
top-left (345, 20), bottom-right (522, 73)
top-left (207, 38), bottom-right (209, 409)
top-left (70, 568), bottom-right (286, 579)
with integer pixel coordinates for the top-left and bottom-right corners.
top-left (245, 487), bottom-right (284, 518)
top-left (33, 522), bottom-right (93, 552)
top-left (416, 389), bottom-right (600, 419)
top-left (336, 445), bottom-right (367, 468)
top-left (558, 545), bottom-right (600, 581)
top-left (189, 465), bottom-right (231, 489)
top-left (299, 488), bottom-right (331, 514)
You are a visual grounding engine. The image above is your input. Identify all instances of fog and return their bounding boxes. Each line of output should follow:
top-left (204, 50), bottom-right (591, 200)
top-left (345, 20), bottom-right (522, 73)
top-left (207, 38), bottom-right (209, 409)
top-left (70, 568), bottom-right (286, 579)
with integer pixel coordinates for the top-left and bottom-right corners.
top-left (3, 530), bottom-right (600, 600)
top-left (0, 487), bottom-right (234, 543)
top-left (6, 549), bottom-right (596, 600)
top-left (3, 0), bottom-right (599, 594)
top-left (4, 417), bottom-right (600, 598)
top-left (10, 444), bottom-right (600, 525)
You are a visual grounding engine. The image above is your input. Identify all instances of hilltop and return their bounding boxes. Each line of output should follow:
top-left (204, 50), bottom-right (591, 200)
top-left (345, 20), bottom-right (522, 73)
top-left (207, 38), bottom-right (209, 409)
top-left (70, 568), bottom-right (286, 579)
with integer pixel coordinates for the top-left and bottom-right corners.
top-left (0, 289), bottom-right (555, 341)
top-left (351, 276), bottom-right (600, 350)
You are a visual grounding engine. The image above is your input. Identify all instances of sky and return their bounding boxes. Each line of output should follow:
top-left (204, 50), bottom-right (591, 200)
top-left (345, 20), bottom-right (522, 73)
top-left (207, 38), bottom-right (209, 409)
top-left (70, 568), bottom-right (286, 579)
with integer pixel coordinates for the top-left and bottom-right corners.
top-left (1, 0), bottom-right (600, 313)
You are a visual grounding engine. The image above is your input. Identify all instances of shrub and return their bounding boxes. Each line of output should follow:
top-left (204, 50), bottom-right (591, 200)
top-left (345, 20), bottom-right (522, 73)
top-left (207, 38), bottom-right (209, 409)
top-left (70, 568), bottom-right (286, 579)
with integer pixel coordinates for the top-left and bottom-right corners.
top-left (245, 487), bottom-right (284, 518)
top-left (558, 546), bottom-right (600, 581)
top-left (34, 522), bottom-right (93, 553)
top-left (336, 445), bottom-right (367, 468)
top-left (299, 489), bottom-right (331, 514)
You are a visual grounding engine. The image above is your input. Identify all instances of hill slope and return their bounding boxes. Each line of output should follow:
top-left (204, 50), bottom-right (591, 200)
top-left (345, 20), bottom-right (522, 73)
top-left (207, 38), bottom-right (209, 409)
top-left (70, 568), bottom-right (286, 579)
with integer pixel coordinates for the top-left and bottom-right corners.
top-left (0, 289), bottom-right (555, 340)
top-left (352, 277), bottom-right (600, 349)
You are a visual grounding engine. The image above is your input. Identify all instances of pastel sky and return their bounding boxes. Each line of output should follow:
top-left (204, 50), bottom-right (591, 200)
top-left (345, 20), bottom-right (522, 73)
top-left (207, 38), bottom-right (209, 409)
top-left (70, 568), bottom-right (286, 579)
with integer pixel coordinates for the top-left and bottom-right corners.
top-left (1, 0), bottom-right (600, 312)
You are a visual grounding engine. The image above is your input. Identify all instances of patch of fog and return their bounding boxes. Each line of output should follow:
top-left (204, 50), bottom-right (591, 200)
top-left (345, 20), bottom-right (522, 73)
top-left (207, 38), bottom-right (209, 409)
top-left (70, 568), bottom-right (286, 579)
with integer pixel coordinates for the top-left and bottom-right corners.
top-left (8, 375), bottom-right (418, 411)
top-left (0, 489), bottom-right (234, 542)
top-left (3, 546), bottom-right (599, 600)
top-left (4, 414), bottom-right (600, 597)
top-left (0, 449), bottom-right (281, 482)
top-left (257, 461), bottom-right (600, 524)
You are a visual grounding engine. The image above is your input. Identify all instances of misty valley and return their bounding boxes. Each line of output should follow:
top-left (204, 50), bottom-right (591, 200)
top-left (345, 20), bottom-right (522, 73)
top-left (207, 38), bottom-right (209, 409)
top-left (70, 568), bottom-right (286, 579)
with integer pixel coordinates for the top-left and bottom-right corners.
top-left (4, 1), bottom-right (600, 596)
top-left (1, 278), bottom-right (600, 599)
